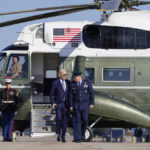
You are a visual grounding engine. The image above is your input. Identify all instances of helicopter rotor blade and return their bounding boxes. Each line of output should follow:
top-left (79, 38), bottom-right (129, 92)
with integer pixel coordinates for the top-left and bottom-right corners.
top-left (0, 3), bottom-right (98, 16)
top-left (1, 0), bottom-right (149, 27)
top-left (0, 5), bottom-right (98, 28)
top-left (0, 1), bottom-right (150, 16)
top-left (0, 0), bottom-right (124, 16)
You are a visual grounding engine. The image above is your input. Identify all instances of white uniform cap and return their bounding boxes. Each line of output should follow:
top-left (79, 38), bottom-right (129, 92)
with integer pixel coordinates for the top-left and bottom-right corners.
top-left (5, 79), bottom-right (12, 83)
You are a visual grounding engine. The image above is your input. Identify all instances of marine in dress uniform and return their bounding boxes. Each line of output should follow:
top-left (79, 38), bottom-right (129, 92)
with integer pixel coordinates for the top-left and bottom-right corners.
top-left (70, 71), bottom-right (94, 143)
top-left (50, 69), bottom-right (71, 142)
top-left (0, 79), bottom-right (18, 142)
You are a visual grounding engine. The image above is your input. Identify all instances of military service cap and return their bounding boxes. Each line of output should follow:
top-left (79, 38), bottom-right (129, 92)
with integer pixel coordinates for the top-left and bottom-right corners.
top-left (72, 71), bottom-right (82, 77)
top-left (5, 79), bottom-right (12, 84)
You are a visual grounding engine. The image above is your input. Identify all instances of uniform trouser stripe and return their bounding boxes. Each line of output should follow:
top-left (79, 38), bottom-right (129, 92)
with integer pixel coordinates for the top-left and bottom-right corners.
top-left (10, 120), bottom-right (14, 137)
top-left (2, 112), bottom-right (15, 140)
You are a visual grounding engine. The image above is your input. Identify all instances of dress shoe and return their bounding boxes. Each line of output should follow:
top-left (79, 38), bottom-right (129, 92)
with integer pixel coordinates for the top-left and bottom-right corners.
top-left (82, 138), bottom-right (86, 142)
top-left (57, 135), bottom-right (61, 142)
top-left (62, 139), bottom-right (66, 143)
top-left (72, 140), bottom-right (77, 142)
top-left (76, 140), bottom-right (81, 143)
top-left (2, 139), bottom-right (7, 142)
top-left (7, 139), bottom-right (12, 142)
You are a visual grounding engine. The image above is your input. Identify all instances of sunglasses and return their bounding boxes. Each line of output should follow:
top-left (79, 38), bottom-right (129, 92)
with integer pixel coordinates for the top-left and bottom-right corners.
top-left (62, 74), bottom-right (67, 76)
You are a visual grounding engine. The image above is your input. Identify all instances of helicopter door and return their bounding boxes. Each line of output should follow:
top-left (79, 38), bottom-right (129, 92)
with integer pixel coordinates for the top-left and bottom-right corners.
top-left (31, 53), bottom-right (59, 104)
top-left (43, 53), bottom-right (59, 103)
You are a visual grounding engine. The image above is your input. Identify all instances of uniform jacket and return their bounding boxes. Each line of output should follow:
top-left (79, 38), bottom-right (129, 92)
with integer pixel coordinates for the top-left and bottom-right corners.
top-left (50, 79), bottom-right (71, 107)
top-left (9, 62), bottom-right (22, 75)
top-left (70, 79), bottom-right (94, 110)
top-left (0, 88), bottom-right (18, 112)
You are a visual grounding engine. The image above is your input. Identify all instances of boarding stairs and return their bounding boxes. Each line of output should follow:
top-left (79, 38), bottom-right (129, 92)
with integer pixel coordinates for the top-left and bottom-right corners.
top-left (31, 104), bottom-right (56, 137)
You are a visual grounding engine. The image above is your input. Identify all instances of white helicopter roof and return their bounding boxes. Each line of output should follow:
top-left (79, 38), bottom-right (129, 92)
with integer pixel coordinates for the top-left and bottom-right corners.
top-left (104, 10), bottom-right (150, 31)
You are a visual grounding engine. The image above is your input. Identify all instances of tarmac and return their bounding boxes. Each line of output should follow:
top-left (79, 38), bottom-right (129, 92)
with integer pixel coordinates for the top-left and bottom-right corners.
top-left (0, 135), bottom-right (150, 150)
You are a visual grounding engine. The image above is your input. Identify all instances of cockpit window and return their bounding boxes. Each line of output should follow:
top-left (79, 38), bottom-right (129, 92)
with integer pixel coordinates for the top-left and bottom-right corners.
top-left (5, 54), bottom-right (28, 79)
top-left (0, 53), bottom-right (6, 77)
top-left (35, 27), bottom-right (43, 39)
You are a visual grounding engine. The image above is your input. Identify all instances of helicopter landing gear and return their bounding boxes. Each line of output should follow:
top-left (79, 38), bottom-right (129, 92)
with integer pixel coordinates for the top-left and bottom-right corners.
top-left (84, 116), bottom-right (102, 142)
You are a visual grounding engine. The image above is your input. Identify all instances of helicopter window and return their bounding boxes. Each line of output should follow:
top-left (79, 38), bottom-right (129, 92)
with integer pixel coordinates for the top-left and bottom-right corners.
top-left (85, 68), bottom-right (95, 83)
top-left (83, 25), bottom-right (150, 49)
top-left (84, 25), bottom-right (100, 39)
top-left (0, 53), bottom-right (6, 77)
top-left (83, 25), bottom-right (100, 48)
top-left (103, 68), bottom-right (130, 81)
top-left (135, 30), bottom-right (147, 49)
top-left (2, 44), bottom-right (29, 50)
top-left (35, 27), bottom-right (43, 39)
top-left (5, 54), bottom-right (28, 79)
top-left (124, 29), bottom-right (135, 49)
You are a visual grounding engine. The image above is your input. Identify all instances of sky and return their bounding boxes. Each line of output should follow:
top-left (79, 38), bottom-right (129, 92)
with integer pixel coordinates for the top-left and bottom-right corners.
top-left (0, 0), bottom-right (150, 51)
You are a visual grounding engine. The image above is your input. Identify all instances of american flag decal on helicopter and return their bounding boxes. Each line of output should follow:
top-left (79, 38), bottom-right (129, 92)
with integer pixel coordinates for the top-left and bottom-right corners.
top-left (53, 28), bottom-right (81, 42)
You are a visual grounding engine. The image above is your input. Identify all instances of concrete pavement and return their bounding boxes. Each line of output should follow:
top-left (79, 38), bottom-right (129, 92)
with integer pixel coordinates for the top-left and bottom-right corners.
top-left (0, 141), bottom-right (150, 150)
top-left (0, 135), bottom-right (150, 150)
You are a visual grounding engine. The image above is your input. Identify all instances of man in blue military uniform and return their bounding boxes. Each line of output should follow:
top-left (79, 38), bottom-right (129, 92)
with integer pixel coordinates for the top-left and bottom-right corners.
top-left (50, 69), bottom-right (71, 142)
top-left (70, 71), bottom-right (94, 143)
top-left (0, 79), bottom-right (18, 142)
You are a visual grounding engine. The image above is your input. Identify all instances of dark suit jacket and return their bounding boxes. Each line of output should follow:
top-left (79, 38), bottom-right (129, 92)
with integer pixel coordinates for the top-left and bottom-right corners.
top-left (50, 79), bottom-right (71, 107)
top-left (70, 79), bottom-right (94, 110)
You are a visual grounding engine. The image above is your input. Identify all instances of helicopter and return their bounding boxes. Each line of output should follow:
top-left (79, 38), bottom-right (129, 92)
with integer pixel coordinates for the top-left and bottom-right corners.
top-left (1, 0), bottom-right (150, 141)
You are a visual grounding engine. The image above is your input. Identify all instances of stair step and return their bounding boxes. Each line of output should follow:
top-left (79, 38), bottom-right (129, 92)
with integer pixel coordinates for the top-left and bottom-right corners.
top-left (32, 126), bottom-right (53, 133)
top-left (33, 120), bottom-right (56, 127)
top-left (33, 115), bottom-right (55, 121)
top-left (33, 104), bottom-right (51, 109)
top-left (33, 109), bottom-right (56, 115)
top-left (33, 104), bottom-right (51, 107)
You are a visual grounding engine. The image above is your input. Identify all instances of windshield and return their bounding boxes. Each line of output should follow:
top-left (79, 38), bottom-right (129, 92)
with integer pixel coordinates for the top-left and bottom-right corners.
top-left (5, 54), bottom-right (28, 79)
top-left (0, 53), bottom-right (6, 77)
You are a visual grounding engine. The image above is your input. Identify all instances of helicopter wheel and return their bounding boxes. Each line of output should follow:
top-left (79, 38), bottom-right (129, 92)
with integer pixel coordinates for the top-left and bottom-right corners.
top-left (84, 126), bottom-right (94, 142)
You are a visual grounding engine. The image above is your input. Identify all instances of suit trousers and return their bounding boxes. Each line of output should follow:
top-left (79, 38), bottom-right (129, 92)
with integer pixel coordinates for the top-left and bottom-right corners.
top-left (56, 103), bottom-right (68, 139)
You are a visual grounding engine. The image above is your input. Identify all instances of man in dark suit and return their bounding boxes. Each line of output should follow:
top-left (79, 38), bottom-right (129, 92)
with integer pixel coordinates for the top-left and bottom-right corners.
top-left (50, 69), bottom-right (70, 142)
top-left (70, 71), bottom-right (94, 143)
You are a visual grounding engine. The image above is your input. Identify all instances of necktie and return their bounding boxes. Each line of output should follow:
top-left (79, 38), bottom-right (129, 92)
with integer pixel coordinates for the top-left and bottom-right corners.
top-left (77, 82), bottom-right (80, 87)
top-left (62, 81), bottom-right (66, 91)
